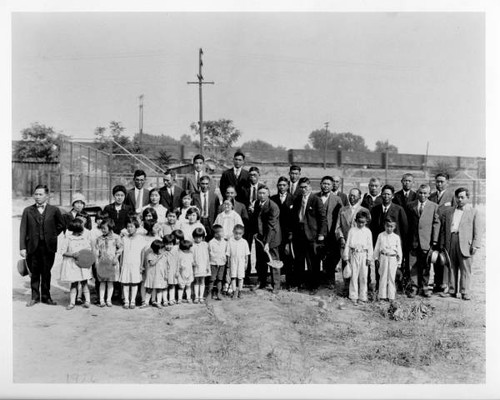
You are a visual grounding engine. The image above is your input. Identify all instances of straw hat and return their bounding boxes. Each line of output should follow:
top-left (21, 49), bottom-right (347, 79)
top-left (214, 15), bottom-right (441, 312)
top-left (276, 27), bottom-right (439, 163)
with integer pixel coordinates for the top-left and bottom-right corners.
top-left (17, 259), bottom-right (30, 277)
top-left (72, 193), bottom-right (86, 206)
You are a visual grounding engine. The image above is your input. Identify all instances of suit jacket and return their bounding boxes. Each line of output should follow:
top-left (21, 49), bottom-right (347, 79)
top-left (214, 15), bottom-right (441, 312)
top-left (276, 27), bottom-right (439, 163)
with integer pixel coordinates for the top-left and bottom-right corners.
top-left (219, 168), bottom-right (250, 203)
top-left (332, 191), bottom-right (349, 207)
top-left (63, 210), bottom-right (92, 231)
top-left (292, 193), bottom-right (327, 241)
top-left (251, 199), bottom-right (282, 249)
top-left (288, 181), bottom-right (301, 200)
top-left (335, 204), bottom-right (370, 241)
top-left (183, 172), bottom-right (215, 193)
top-left (192, 190), bottom-right (218, 224)
top-left (103, 203), bottom-right (134, 234)
top-left (315, 192), bottom-right (343, 236)
top-left (393, 189), bottom-right (417, 211)
top-left (159, 185), bottom-right (183, 211)
top-left (406, 200), bottom-right (440, 251)
top-left (216, 198), bottom-right (249, 225)
top-left (361, 193), bottom-right (383, 211)
top-left (241, 182), bottom-right (266, 208)
top-left (370, 203), bottom-right (408, 246)
top-left (20, 204), bottom-right (65, 254)
top-left (429, 189), bottom-right (456, 214)
top-left (270, 192), bottom-right (294, 238)
top-left (124, 188), bottom-right (150, 211)
top-left (439, 205), bottom-right (482, 257)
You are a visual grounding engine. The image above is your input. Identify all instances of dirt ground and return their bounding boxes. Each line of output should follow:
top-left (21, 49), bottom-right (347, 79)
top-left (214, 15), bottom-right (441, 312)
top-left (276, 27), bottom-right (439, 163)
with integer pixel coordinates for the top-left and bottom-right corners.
top-left (11, 210), bottom-right (485, 384)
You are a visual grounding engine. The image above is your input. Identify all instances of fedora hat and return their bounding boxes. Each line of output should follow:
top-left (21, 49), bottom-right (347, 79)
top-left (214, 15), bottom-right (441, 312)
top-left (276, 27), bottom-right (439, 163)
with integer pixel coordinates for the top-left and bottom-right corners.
top-left (17, 258), bottom-right (31, 277)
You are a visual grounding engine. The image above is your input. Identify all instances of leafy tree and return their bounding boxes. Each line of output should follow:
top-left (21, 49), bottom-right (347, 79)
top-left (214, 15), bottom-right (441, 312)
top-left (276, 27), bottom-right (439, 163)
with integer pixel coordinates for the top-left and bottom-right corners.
top-left (241, 140), bottom-right (286, 151)
top-left (156, 149), bottom-right (175, 171)
top-left (94, 121), bottom-right (133, 153)
top-left (308, 130), bottom-right (368, 152)
top-left (375, 140), bottom-right (398, 153)
top-left (14, 122), bottom-right (66, 161)
top-left (190, 119), bottom-right (242, 162)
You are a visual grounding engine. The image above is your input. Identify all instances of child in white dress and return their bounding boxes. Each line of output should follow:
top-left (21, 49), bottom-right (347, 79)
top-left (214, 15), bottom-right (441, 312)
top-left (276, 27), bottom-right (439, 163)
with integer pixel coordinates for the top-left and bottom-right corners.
top-left (141, 239), bottom-right (167, 309)
top-left (192, 228), bottom-right (210, 303)
top-left (176, 240), bottom-right (194, 303)
top-left (95, 218), bottom-right (123, 307)
top-left (214, 200), bottom-right (243, 240)
top-left (343, 211), bottom-right (373, 304)
top-left (162, 234), bottom-right (179, 305)
top-left (139, 217), bottom-right (162, 306)
top-left (226, 224), bottom-right (250, 299)
top-left (119, 217), bottom-right (147, 309)
top-left (180, 206), bottom-right (206, 242)
top-left (373, 218), bottom-right (402, 301)
top-left (60, 219), bottom-right (93, 310)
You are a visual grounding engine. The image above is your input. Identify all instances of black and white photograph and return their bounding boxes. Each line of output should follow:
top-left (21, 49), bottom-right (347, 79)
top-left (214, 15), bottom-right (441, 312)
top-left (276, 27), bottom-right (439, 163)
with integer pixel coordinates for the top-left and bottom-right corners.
top-left (3, 1), bottom-right (499, 398)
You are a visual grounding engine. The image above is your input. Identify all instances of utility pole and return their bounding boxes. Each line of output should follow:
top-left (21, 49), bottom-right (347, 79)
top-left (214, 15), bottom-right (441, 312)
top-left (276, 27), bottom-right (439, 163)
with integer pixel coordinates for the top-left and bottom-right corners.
top-left (187, 48), bottom-right (214, 157)
top-left (385, 140), bottom-right (389, 184)
top-left (323, 121), bottom-right (329, 169)
top-left (138, 94), bottom-right (144, 150)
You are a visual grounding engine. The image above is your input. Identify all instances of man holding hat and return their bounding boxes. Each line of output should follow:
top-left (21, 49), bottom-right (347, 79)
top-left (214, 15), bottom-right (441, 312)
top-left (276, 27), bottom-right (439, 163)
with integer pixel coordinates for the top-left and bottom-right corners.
top-left (407, 184), bottom-right (441, 298)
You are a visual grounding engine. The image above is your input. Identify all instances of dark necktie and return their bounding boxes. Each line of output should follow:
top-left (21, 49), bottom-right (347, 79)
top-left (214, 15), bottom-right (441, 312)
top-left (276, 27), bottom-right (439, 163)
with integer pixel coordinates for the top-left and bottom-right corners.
top-left (203, 193), bottom-right (208, 217)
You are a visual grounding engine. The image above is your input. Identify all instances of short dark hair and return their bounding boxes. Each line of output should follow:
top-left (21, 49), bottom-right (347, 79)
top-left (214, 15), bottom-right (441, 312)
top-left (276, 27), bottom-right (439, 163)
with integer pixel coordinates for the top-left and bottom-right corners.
top-left (180, 190), bottom-right (194, 200)
top-left (193, 154), bottom-right (205, 163)
top-left (68, 219), bottom-right (84, 234)
top-left (381, 184), bottom-right (395, 194)
top-left (355, 210), bottom-right (370, 222)
top-left (212, 224), bottom-right (223, 232)
top-left (384, 216), bottom-right (396, 225)
top-left (277, 176), bottom-right (290, 185)
top-left (234, 151), bottom-right (245, 160)
top-left (321, 175), bottom-right (334, 183)
top-left (133, 170), bottom-right (146, 179)
top-left (289, 165), bottom-right (301, 173)
top-left (249, 166), bottom-right (260, 174)
top-left (151, 239), bottom-right (165, 254)
top-left (402, 173), bottom-right (414, 180)
top-left (172, 229), bottom-right (184, 242)
top-left (233, 224), bottom-right (245, 232)
top-left (298, 177), bottom-right (310, 186)
top-left (179, 239), bottom-right (193, 251)
top-left (99, 217), bottom-right (115, 230)
top-left (164, 169), bottom-right (176, 178)
top-left (142, 207), bottom-right (158, 222)
top-left (112, 185), bottom-right (127, 196)
top-left (455, 187), bottom-right (469, 198)
top-left (149, 187), bottom-right (160, 198)
top-left (435, 173), bottom-right (449, 181)
top-left (199, 175), bottom-right (211, 182)
top-left (192, 227), bottom-right (206, 238)
top-left (95, 210), bottom-right (108, 221)
top-left (163, 234), bottom-right (175, 245)
top-left (34, 184), bottom-right (49, 194)
top-left (126, 216), bottom-right (140, 228)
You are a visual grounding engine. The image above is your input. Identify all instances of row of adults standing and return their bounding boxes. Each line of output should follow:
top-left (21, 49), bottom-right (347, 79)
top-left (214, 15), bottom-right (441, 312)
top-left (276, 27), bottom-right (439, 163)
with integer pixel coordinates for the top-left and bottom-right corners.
top-left (19, 150), bottom-right (481, 306)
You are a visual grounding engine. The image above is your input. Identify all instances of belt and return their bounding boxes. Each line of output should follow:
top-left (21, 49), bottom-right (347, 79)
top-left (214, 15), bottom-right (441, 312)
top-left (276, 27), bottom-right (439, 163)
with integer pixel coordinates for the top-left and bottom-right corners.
top-left (350, 248), bottom-right (367, 253)
top-left (380, 251), bottom-right (397, 257)
top-left (451, 232), bottom-right (459, 235)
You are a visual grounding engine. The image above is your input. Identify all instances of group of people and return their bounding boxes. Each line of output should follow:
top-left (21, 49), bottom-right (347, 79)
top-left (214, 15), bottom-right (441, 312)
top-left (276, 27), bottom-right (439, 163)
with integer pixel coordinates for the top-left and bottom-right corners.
top-left (19, 150), bottom-right (482, 309)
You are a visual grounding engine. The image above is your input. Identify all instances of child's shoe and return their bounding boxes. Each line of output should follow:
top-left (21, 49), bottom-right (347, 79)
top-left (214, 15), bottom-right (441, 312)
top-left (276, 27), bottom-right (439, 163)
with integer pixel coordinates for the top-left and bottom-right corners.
top-left (186, 299), bottom-right (193, 304)
top-left (194, 298), bottom-right (200, 304)
top-left (76, 297), bottom-right (83, 305)
top-left (130, 302), bottom-right (136, 309)
top-left (99, 301), bottom-right (106, 308)
top-left (66, 303), bottom-right (75, 310)
top-left (106, 301), bottom-right (113, 307)
top-left (200, 298), bottom-right (205, 303)
top-left (83, 302), bottom-right (90, 309)
top-left (123, 303), bottom-right (129, 309)
top-left (237, 291), bottom-right (242, 299)
top-left (139, 303), bottom-right (149, 309)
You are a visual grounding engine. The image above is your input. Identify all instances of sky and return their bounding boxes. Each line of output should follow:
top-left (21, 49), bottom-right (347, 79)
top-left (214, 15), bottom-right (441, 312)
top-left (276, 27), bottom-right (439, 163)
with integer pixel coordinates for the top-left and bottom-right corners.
top-left (11, 12), bottom-right (485, 157)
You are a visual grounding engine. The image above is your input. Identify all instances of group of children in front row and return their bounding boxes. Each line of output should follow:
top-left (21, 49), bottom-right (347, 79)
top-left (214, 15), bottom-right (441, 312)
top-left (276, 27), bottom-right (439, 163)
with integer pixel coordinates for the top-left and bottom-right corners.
top-left (343, 209), bottom-right (402, 305)
top-left (59, 204), bottom-right (250, 310)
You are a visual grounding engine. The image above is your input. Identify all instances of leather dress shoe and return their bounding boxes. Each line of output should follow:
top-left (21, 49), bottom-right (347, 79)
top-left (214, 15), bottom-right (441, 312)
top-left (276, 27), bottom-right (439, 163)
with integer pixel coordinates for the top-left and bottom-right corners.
top-left (26, 299), bottom-right (39, 307)
top-left (43, 299), bottom-right (57, 306)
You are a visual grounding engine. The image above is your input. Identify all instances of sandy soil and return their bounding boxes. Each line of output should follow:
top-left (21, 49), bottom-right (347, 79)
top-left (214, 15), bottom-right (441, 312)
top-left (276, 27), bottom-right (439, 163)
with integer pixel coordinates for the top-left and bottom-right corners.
top-left (12, 212), bottom-right (485, 384)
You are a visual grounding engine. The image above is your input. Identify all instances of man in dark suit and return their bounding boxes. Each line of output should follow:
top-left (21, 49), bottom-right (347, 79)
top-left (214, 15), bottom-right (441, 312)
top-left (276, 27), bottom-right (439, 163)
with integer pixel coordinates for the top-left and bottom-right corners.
top-left (316, 176), bottom-right (343, 289)
top-left (124, 169), bottom-right (150, 214)
top-left (20, 184), bottom-right (65, 307)
top-left (182, 154), bottom-right (214, 193)
top-left (159, 169), bottom-right (183, 212)
top-left (407, 184), bottom-right (441, 298)
top-left (331, 175), bottom-right (348, 206)
top-left (219, 151), bottom-right (250, 204)
top-left (252, 186), bottom-right (282, 291)
top-left (241, 166), bottom-right (266, 212)
top-left (288, 165), bottom-right (302, 199)
top-left (429, 173), bottom-right (456, 214)
top-left (438, 187), bottom-right (482, 300)
top-left (370, 184), bottom-right (408, 292)
top-left (392, 173), bottom-right (418, 285)
top-left (192, 175), bottom-right (218, 240)
top-left (216, 185), bottom-right (249, 226)
top-left (271, 177), bottom-right (294, 287)
top-left (290, 177), bottom-right (327, 292)
top-left (361, 177), bottom-right (383, 211)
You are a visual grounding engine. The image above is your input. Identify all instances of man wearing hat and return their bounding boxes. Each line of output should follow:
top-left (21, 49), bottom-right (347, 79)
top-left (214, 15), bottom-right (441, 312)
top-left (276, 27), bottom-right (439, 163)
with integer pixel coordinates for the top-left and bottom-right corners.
top-left (407, 184), bottom-right (441, 298)
top-left (64, 193), bottom-right (91, 231)
top-left (439, 187), bottom-right (482, 300)
top-left (20, 185), bottom-right (65, 306)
